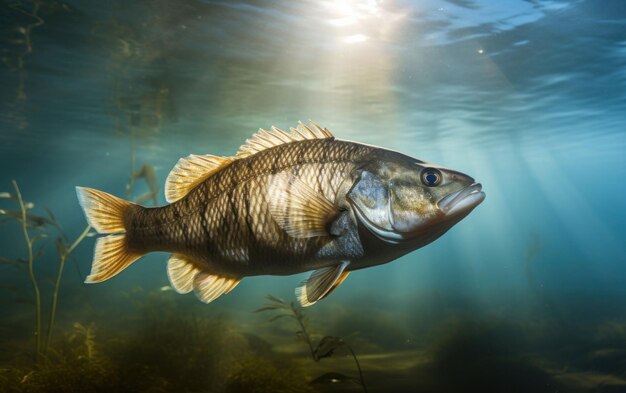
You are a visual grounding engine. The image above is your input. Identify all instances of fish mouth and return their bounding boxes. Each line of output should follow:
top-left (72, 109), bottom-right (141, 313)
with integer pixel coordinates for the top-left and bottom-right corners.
top-left (349, 183), bottom-right (485, 245)
top-left (437, 183), bottom-right (485, 216)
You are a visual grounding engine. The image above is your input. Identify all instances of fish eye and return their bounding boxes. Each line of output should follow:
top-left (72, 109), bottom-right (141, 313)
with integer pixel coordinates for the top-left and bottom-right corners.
top-left (421, 168), bottom-right (442, 187)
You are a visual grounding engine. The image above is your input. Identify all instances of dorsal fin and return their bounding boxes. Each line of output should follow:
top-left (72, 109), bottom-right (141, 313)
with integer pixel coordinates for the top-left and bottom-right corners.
top-left (165, 154), bottom-right (233, 203)
top-left (236, 121), bottom-right (334, 158)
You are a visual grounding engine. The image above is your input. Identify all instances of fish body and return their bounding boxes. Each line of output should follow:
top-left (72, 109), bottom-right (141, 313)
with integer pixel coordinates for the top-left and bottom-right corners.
top-left (127, 137), bottom-right (368, 277)
top-left (77, 122), bottom-right (484, 306)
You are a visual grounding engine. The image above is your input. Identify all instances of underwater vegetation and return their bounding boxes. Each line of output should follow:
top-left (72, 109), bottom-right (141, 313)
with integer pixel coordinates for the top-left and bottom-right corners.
top-left (2, 0), bottom-right (43, 131)
top-left (0, 181), bottom-right (92, 359)
top-left (0, 174), bottom-right (319, 393)
top-left (1, 0), bottom-right (72, 130)
top-left (224, 356), bottom-right (316, 393)
top-left (0, 156), bottom-right (623, 393)
top-left (0, 149), bottom-right (161, 386)
top-left (2, 265), bottom-right (626, 392)
top-left (126, 153), bottom-right (159, 206)
top-left (92, 3), bottom-right (179, 142)
top-left (2, 0), bottom-right (43, 104)
top-left (1, 0), bottom-right (625, 392)
top-left (256, 295), bottom-right (368, 392)
top-left (0, 289), bottom-right (317, 393)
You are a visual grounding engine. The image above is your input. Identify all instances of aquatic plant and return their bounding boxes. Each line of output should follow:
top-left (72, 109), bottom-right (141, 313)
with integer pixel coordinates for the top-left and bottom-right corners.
top-left (68, 322), bottom-right (98, 362)
top-left (2, 289), bottom-right (274, 392)
top-left (2, 1), bottom-right (73, 131)
top-left (7, 181), bottom-right (45, 358)
top-left (225, 355), bottom-right (316, 393)
top-left (312, 336), bottom-right (368, 392)
top-left (256, 294), bottom-right (317, 358)
top-left (94, 12), bottom-right (177, 143)
top-left (256, 294), bottom-right (368, 392)
top-left (4, 0), bottom-right (44, 103)
top-left (328, 305), bottom-right (413, 351)
top-left (101, 289), bottom-right (243, 392)
top-left (87, 17), bottom-right (168, 208)
top-left (45, 227), bottom-right (91, 354)
top-left (126, 150), bottom-right (159, 205)
top-left (0, 181), bottom-right (92, 359)
top-left (0, 319), bottom-right (113, 393)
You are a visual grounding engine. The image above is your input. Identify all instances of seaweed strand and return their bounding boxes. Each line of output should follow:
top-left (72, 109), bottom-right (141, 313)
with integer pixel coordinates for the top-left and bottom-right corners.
top-left (345, 343), bottom-right (368, 393)
top-left (257, 295), bottom-right (368, 392)
top-left (8, 0), bottom-right (44, 104)
top-left (291, 302), bottom-right (316, 360)
top-left (44, 225), bottom-right (91, 353)
top-left (12, 180), bottom-right (42, 359)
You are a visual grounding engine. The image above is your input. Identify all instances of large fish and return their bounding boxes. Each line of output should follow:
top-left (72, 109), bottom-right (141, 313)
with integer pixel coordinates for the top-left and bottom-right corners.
top-left (77, 122), bottom-right (485, 306)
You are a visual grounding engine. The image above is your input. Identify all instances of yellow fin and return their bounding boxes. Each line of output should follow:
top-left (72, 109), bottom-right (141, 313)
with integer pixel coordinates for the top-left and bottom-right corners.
top-left (84, 234), bottom-right (142, 283)
top-left (166, 254), bottom-right (201, 294)
top-left (295, 261), bottom-right (349, 307)
top-left (76, 187), bottom-right (132, 234)
top-left (165, 154), bottom-right (233, 203)
top-left (76, 187), bottom-right (142, 283)
top-left (236, 121), bottom-right (334, 158)
top-left (319, 271), bottom-right (350, 301)
top-left (268, 172), bottom-right (340, 238)
top-left (193, 272), bottom-right (241, 304)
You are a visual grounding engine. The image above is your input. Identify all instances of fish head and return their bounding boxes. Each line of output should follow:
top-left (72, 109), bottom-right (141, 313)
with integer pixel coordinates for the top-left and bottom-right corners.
top-left (347, 153), bottom-right (485, 245)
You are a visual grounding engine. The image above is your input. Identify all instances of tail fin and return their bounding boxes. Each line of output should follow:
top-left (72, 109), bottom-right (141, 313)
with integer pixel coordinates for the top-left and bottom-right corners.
top-left (76, 187), bottom-right (142, 283)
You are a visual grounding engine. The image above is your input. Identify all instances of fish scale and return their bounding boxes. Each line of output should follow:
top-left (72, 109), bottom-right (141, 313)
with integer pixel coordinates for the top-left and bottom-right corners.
top-left (125, 139), bottom-right (367, 276)
top-left (76, 122), bottom-right (484, 306)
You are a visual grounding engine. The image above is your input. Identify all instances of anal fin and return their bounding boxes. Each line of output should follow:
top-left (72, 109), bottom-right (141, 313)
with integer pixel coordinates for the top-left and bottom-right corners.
top-left (193, 272), bottom-right (241, 304)
top-left (296, 261), bottom-right (349, 307)
top-left (167, 254), bottom-right (201, 294)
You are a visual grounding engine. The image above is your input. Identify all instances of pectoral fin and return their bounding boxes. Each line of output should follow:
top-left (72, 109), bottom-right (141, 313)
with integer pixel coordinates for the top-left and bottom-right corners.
top-left (319, 271), bottom-right (350, 301)
top-left (295, 261), bottom-right (349, 307)
top-left (268, 173), bottom-right (340, 238)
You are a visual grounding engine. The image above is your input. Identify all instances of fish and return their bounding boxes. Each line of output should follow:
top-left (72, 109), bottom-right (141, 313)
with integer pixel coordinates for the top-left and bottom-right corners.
top-left (76, 122), bottom-right (485, 306)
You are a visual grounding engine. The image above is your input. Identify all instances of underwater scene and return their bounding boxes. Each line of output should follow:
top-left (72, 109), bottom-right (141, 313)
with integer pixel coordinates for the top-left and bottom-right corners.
top-left (1, 0), bottom-right (626, 392)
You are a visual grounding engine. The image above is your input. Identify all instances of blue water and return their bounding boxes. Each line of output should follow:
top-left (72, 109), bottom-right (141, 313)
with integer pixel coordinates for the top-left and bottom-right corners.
top-left (1, 1), bottom-right (625, 392)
